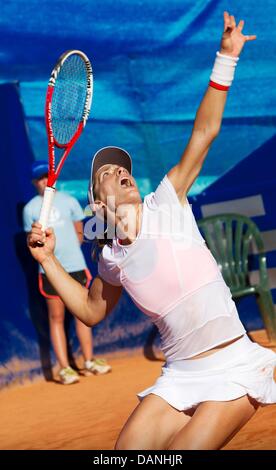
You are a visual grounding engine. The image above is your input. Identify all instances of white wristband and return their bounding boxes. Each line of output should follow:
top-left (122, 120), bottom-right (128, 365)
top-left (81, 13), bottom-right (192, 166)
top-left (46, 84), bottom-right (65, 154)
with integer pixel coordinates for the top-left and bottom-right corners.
top-left (210, 51), bottom-right (239, 87)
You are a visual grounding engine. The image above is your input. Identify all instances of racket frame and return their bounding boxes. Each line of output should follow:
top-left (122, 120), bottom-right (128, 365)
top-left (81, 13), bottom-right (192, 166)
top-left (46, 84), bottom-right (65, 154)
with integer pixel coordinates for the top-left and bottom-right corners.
top-left (45, 49), bottom-right (93, 188)
top-left (38, 50), bottom-right (92, 231)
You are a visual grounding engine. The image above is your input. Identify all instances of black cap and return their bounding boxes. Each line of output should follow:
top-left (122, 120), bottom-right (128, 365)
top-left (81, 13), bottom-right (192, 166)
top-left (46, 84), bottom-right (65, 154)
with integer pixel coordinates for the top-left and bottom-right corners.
top-left (88, 146), bottom-right (132, 205)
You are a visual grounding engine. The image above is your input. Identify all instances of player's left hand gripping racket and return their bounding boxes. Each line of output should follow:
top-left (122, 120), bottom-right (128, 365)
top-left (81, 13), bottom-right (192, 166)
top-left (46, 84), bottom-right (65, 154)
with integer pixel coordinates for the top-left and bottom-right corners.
top-left (38, 49), bottom-right (93, 232)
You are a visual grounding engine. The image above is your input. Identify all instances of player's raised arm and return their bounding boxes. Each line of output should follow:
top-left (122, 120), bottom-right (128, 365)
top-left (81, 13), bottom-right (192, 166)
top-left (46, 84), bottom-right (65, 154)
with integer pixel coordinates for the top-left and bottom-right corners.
top-left (27, 222), bottom-right (122, 326)
top-left (168, 11), bottom-right (256, 204)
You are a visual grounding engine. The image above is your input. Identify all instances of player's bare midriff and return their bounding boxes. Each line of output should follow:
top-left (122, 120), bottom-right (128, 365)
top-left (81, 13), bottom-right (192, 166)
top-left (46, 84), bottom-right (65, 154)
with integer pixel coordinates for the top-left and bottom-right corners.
top-left (187, 334), bottom-right (245, 360)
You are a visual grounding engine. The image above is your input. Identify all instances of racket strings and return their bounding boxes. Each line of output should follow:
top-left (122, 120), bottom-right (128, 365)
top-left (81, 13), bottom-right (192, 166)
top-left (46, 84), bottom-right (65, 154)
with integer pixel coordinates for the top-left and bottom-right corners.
top-left (51, 54), bottom-right (88, 145)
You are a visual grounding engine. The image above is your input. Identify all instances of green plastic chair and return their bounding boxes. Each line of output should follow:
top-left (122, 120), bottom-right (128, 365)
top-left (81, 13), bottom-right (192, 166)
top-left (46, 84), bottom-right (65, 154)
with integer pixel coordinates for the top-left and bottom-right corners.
top-left (197, 213), bottom-right (276, 342)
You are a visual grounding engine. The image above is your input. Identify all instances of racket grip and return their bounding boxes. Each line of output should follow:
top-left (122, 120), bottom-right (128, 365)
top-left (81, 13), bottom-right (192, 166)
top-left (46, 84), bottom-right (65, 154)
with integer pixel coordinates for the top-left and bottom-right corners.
top-left (39, 186), bottom-right (56, 232)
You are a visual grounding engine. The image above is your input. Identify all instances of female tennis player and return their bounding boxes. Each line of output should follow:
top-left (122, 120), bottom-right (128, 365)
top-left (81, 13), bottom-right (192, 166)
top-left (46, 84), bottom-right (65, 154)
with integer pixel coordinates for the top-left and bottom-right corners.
top-left (27, 12), bottom-right (276, 449)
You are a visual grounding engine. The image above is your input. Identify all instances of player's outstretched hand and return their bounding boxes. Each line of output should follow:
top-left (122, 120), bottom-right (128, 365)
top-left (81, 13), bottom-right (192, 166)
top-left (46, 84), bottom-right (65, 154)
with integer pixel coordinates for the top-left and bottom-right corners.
top-left (220, 11), bottom-right (256, 58)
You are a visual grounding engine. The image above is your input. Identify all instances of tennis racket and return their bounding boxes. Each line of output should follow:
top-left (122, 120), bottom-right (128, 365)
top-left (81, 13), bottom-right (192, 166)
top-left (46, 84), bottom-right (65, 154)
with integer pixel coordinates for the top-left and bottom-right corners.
top-left (38, 49), bottom-right (93, 232)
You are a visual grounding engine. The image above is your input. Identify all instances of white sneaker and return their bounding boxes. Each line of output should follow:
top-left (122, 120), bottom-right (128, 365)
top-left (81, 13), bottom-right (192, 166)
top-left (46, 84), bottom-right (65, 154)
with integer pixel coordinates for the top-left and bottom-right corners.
top-left (59, 366), bottom-right (80, 385)
top-left (84, 358), bottom-right (112, 375)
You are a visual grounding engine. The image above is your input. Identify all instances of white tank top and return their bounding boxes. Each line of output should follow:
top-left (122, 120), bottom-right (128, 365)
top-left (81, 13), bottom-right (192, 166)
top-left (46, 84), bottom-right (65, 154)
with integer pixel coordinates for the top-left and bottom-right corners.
top-left (98, 175), bottom-right (246, 360)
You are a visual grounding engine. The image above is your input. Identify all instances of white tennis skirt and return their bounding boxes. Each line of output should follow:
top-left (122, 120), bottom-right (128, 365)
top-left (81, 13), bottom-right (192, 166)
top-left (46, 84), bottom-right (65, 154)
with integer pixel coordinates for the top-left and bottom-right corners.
top-left (137, 335), bottom-right (276, 411)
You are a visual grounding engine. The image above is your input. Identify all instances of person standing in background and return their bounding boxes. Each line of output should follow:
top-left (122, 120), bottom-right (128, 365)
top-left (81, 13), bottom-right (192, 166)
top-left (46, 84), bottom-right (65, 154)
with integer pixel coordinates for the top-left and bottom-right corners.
top-left (23, 161), bottom-right (112, 384)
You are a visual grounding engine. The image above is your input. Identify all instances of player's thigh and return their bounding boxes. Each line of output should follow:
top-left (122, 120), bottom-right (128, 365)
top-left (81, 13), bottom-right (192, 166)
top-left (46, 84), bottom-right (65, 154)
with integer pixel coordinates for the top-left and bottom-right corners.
top-left (115, 393), bottom-right (194, 450)
top-left (168, 394), bottom-right (259, 450)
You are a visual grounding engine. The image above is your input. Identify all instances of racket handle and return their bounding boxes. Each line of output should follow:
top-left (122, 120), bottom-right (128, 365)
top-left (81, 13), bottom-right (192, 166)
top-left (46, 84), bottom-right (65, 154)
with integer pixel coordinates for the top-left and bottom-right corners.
top-left (39, 186), bottom-right (56, 232)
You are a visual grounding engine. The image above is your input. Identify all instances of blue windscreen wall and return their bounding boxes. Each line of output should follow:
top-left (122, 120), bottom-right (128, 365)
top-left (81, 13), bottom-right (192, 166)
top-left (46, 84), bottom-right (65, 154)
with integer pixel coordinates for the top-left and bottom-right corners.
top-left (1, 0), bottom-right (276, 385)
top-left (9, 0), bottom-right (276, 197)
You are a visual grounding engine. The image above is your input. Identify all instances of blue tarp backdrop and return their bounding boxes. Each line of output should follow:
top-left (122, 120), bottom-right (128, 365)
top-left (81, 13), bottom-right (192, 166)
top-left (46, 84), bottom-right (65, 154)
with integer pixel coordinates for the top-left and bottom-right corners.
top-left (1, 0), bottom-right (276, 385)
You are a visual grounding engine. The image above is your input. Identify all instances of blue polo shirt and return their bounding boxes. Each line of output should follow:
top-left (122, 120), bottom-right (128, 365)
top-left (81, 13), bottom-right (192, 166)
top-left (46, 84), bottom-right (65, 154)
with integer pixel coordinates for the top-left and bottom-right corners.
top-left (23, 191), bottom-right (87, 273)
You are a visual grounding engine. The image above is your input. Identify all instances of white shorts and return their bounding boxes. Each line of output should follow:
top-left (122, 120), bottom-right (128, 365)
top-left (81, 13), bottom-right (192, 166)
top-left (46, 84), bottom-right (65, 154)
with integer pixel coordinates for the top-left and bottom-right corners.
top-left (137, 334), bottom-right (276, 411)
